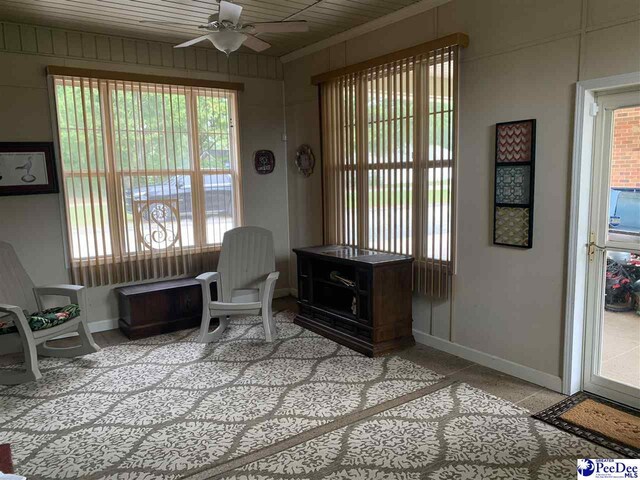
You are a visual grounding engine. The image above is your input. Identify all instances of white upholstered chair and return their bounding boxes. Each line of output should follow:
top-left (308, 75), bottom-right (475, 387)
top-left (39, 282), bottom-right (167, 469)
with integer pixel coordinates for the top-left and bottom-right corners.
top-left (196, 226), bottom-right (280, 343)
top-left (0, 242), bottom-right (100, 384)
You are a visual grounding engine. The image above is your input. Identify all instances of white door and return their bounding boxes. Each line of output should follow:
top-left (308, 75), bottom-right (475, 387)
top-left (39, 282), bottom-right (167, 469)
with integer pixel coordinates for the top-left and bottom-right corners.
top-left (583, 88), bottom-right (640, 408)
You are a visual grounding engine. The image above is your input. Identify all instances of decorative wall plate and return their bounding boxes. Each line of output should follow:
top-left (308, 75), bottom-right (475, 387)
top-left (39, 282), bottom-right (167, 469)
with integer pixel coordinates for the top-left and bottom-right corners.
top-left (254, 150), bottom-right (275, 174)
top-left (295, 144), bottom-right (315, 177)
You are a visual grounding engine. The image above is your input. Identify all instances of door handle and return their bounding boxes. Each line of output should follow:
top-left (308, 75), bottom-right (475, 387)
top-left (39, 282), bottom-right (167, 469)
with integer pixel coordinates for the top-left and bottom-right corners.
top-left (587, 232), bottom-right (605, 262)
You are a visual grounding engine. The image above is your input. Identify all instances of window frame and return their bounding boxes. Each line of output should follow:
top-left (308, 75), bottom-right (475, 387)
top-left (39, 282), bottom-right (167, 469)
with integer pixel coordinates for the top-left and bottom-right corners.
top-left (53, 76), bottom-right (243, 265)
top-left (335, 62), bottom-right (454, 261)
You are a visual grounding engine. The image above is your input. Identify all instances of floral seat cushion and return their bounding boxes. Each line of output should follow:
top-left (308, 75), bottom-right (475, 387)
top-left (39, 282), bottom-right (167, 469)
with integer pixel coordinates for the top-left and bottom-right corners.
top-left (0, 304), bottom-right (81, 335)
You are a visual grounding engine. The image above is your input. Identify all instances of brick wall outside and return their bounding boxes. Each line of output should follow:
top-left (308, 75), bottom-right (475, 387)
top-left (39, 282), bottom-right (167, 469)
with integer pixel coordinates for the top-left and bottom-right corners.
top-left (611, 106), bottom-right (640, 188)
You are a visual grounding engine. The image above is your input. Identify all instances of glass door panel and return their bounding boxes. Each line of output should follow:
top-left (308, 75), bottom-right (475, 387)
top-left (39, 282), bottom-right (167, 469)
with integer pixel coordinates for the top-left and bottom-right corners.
top-left (600, 250), bottom-right (640, 389)
top-left (583, 90), bottom-right (640, 408)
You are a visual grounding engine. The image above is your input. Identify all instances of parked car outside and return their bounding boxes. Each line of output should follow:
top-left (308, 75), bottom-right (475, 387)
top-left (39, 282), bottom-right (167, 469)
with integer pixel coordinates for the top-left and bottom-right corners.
top-left (609, 187), bottom-right (640, 235)
top-left (124, 174), bottom-right (233, 218)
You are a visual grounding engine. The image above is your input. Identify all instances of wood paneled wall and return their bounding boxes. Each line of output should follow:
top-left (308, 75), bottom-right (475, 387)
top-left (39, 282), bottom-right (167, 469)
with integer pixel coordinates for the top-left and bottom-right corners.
top-left (0, 21), bottom-right (283, 80)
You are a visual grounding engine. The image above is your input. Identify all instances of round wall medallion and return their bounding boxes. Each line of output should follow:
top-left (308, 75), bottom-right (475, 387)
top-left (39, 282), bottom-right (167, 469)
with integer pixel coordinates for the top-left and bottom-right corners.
top-left (254, 150), bottom-right (275, 174)
top-left (295, 144), bottom-right (315, 177)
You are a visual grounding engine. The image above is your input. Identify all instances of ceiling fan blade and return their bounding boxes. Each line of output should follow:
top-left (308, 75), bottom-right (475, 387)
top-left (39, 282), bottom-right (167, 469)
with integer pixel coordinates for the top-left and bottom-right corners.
top-left (140, 20), bottom-right (198, 26)
top-left (242, 34), bottom-right (271, 52)
top-left (246, 21), bottom-right (308, 33)
top-left (174, 35), bottom-right (211, 48)
top-left (218, 0), bottom-right (242, 24)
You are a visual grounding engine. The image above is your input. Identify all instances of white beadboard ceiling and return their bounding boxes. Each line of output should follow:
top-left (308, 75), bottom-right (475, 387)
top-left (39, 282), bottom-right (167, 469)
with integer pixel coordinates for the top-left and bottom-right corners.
top-left (0, 0), bottom-right (426, 57)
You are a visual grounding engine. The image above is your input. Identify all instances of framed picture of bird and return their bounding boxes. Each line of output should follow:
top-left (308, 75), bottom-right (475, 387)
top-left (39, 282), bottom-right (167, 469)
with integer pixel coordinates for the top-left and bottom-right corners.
top-left (0, 142), bottom-right (58, 196)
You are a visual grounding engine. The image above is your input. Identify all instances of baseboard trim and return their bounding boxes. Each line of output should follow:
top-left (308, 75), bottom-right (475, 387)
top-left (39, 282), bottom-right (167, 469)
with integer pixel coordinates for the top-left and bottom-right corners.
top-left (0, 317), bottom-right (120, 355)
top-left (274, 288), bottom-right (290, 299)
top-left (52, 317), bottom-right (119, 341)
top-left (88, 317), bottom-right (119, 333)
top-left (1, 289), bottom-right (309, 355)
top-left (86, 290), bottom-right (290, 335)
top-left (86, 290), bottom-right (291, 334)
top-left (413, 328), bottom-right (563, 392)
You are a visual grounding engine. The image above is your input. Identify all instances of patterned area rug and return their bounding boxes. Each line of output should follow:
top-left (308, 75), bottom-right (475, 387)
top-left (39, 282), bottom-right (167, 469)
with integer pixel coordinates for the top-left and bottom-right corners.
top-left (202, 383), bottom-right (617, 480)
top-left (0, 311), bottom-right (442, 480)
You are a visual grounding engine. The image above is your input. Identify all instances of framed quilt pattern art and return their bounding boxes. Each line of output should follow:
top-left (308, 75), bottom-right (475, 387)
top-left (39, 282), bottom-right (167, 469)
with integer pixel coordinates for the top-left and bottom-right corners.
top-left (493, 119), bottom-right (535, 248)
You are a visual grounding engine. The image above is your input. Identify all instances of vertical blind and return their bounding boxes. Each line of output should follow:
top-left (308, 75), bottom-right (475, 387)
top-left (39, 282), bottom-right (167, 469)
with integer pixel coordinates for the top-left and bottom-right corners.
top-left (320, 40), bottom-right (461, 298)
top-left (50, 71), bottom-right (242, 286)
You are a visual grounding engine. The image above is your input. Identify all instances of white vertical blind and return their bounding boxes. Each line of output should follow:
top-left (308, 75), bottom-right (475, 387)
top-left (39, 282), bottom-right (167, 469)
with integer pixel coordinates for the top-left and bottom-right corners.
top-left (321, 45), bottom-right (459, 298)
top-left (51, 74), bottom-right (242, 286)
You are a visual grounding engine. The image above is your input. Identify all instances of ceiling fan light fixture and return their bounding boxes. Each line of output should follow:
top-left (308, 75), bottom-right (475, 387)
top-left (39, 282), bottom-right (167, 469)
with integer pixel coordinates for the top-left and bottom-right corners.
top-left (170, 1), bottom-right (306, 54)
top-left (208, 31), bottom-right (246, 55)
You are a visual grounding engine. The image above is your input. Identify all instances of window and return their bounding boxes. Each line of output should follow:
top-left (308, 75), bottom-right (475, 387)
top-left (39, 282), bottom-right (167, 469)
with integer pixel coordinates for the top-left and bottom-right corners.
top-left (51, 72), bottom-right (242, 286)
top-left (320, 41), bottom-right (461, 297)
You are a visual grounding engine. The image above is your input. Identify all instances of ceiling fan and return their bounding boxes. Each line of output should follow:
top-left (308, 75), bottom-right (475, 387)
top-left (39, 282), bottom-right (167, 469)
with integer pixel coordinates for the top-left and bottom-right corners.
top-left (141, 0), bottom-right (308, 55)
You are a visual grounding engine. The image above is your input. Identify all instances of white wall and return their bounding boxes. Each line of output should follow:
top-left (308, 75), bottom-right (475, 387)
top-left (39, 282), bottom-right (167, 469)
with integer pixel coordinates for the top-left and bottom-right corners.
top-left (0, 22), bottom-right (289, 326)
top-left (1, 2), bottom-right (639, 389)
top-left (283, 0), bottom-right (640, 389)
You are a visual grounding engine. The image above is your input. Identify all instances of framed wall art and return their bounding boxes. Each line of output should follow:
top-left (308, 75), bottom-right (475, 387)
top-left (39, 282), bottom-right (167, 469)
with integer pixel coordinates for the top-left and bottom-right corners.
top-left (493, 119), bottom-right (536, 248)
top-left (0, 142), bottom-right (59, 196)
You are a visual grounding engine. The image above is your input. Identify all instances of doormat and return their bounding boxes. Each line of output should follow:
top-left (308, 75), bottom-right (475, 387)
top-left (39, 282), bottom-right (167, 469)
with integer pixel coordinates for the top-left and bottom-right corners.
top-left (533, 391), bottom-right (640, 458)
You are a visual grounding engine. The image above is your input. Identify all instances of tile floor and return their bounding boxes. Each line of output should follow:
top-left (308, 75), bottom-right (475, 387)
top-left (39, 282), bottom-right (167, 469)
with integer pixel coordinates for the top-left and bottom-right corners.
top-left (601, 309), bottom-right (640, 389)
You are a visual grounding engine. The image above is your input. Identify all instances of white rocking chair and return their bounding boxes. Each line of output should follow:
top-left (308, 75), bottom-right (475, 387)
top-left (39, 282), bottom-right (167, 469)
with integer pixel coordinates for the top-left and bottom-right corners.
top-left (0, 242), bottom-right (100, 384)
top-left (196, 226), bottom-right (280, 343)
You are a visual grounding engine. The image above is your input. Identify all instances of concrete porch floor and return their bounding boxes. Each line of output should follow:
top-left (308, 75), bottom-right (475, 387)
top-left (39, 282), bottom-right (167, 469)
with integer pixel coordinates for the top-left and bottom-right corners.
top-left (601, 309), bottom-right (640, 389)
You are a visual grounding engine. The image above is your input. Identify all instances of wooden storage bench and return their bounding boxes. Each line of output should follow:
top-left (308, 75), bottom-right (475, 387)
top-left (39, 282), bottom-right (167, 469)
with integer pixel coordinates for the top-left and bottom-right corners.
top-left (116, 278), bottom-right (212, 339)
